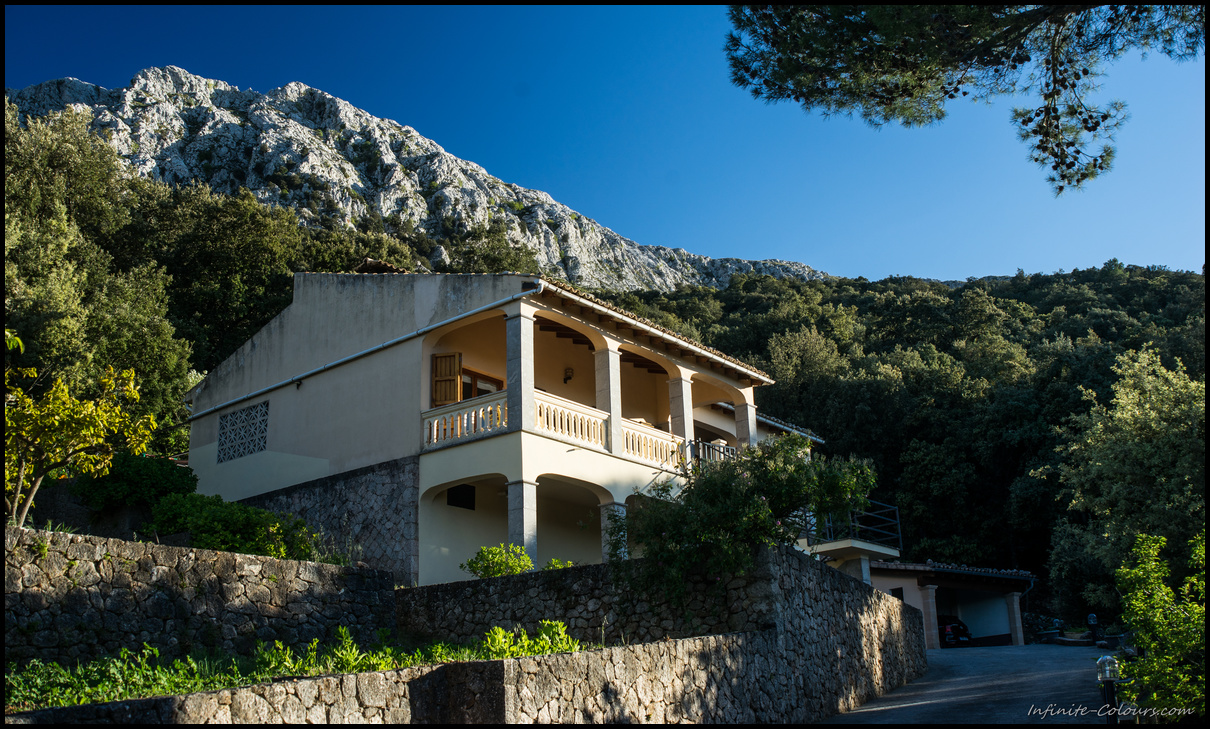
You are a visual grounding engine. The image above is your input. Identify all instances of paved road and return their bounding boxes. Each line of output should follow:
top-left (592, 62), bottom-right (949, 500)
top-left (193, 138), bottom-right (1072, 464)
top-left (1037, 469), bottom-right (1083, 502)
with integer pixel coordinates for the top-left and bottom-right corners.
top-left (822, 645), bottom-right (1111, 724)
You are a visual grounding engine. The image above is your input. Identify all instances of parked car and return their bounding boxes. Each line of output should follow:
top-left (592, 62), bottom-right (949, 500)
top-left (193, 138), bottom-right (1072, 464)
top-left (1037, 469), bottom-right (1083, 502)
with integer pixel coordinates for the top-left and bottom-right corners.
top-left (938, 615), bottom-right (972, 647)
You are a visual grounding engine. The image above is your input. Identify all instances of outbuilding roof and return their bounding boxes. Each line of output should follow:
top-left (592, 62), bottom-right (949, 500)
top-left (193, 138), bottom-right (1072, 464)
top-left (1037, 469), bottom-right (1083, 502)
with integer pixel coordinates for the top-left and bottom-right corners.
top-left (871, 560), bottom-right (1034, 580)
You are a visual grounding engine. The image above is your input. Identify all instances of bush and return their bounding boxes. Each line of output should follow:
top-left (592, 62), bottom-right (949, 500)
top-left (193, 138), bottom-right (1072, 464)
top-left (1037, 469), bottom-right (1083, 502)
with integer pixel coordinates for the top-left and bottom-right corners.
top-left (5, 620), bottom-right (587, 712)
top-left (1117, 531), bottom-right (1205, 719)
top-left (481, 620), bottom-right (581, 658)
top-left (149, 493), bottom-right (317, 561)
top-left (71, 453), bottom-right (197, 511)
top-left (612, 433), bottom-right (875, 604)
top-left (459, 543), bottom-right (532, 579)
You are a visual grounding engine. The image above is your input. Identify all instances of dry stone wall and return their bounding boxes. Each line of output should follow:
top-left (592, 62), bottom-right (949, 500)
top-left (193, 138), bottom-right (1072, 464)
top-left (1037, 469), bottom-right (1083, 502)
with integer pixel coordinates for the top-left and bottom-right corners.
top-left (10, 620), bottom-right (921, 724)
top-left (395, 556), bottom-right (779, 647)
top-left (241, 456), bottom-right (419, 585)
top-left (6, 532), bottom-right (924, 723)
top-left (397, 546), bottom-right (927, 721)
top-left (5, 662), bottom-right (501, 725)
top-left (4, 526), bottom-right (395, 665)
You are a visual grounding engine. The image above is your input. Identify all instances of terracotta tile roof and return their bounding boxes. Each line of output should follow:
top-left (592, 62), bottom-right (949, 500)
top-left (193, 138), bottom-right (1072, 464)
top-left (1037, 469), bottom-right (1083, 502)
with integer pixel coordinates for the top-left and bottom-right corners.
top-left (710, 402), bottom-right (822, 443)
top-left (320, 269), bottom-right (773, 383)
top-left (871, 560), bottom-right (1035, 580)
top-left (535, 276), bottom-right (773, 383)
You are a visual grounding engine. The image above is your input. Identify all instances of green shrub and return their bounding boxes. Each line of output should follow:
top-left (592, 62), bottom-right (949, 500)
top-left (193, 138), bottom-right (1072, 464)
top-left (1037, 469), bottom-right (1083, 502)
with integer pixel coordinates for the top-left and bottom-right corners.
top-left (1117, 531), bottom-right (1205, 719)
top-left (72, 453), bottom-right (197, 511)
top-left (459, 543), bottom-right (532, 578)
top-left (541, 558), bottom-right (575, 571)
top-left (481, 620), bottom-right (581, 658)
top-left (611, 433), bottom-right (875, 604)
top-left (149, 493), bottom-right (317, 560)
top-left (5, 620), bottom-right (587, 712)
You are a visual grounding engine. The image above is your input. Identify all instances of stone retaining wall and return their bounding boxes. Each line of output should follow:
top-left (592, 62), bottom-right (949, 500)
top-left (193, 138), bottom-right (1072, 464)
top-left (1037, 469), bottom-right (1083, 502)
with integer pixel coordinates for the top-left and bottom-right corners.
top-left (395, 556), bottom-right (778, 647)
top-left (242, 456), bottom-right (419, 585)
top-left (5, 662), bottom-right (497, 724)
top-left (9, 621), bottom-right (921, 724)
top-left (396, 546), bottom-right (927, 720)
top-left (4, 526), bottom-right (395, 665)
top-left (6, 531), bottom-right (925, 723)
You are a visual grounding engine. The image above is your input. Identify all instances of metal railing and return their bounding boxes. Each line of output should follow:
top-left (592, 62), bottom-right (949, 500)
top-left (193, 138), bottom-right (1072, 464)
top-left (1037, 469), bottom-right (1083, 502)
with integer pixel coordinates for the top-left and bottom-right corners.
top-left (808, 499), bottom-right (902, 552)
top-left (690, 440), bottom-right (738, 464)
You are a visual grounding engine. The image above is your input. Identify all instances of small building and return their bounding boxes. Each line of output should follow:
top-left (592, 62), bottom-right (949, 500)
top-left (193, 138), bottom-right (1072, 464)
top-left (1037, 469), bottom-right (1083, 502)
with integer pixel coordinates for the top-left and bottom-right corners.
top-left (185, 272), bottom-right (817, 586)
top-left (869, 560), bottom-right (1034, 648)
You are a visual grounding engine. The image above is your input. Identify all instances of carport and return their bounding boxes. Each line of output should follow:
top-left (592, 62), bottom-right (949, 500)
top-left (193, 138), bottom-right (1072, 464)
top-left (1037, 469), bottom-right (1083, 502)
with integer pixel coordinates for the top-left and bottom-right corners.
top-left (870, 561), bottom-right (1035, 650)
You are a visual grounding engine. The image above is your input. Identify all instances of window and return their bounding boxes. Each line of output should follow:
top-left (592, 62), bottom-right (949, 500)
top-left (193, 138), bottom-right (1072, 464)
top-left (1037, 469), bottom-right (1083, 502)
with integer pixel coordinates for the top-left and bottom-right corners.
top-left (890, 587), bottom-right (905, 601)
top-left (462, 369), bottom-right (503, 400)
top-left (432, 352), bottom-right (504, 407)
top-left (217, 401), bottom-right (269, 463)
top-left (446, 483), bottom-right (476, 510)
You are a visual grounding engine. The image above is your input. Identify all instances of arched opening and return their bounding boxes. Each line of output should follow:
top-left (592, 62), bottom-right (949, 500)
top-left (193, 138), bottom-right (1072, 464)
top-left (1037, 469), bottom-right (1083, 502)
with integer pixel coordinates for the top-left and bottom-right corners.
top-left (418, 473), bottom-right (510, 585)
top-left (535, 474), bottom-right (611, 567)
top-left (532, 315), bottom-right (598, 408)
top-left (617, 346), bottom-right (672, 429)
top-left (425, 313), bottom-right (507, 409)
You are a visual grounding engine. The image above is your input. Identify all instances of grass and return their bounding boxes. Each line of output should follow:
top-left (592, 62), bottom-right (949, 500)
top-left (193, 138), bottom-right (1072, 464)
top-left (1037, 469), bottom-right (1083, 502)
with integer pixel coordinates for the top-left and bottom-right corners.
top-left (6, 621), bottom-right (588, 714)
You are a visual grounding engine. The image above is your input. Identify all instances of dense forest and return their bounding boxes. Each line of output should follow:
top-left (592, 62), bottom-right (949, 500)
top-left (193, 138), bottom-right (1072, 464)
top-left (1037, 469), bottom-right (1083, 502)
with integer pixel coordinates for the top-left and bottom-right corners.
top-left (6, 99), bottom-right (1204, 621)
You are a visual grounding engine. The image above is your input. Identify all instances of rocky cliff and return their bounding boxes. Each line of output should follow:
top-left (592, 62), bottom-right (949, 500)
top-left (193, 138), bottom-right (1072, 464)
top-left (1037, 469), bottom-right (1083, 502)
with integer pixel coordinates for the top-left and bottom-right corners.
top-left (7, 66), bottom-right (824, 291)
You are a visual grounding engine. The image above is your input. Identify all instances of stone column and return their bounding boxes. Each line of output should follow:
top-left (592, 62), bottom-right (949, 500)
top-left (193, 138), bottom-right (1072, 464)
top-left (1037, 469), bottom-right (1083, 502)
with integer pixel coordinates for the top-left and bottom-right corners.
top-left (668, 377), bottom-right (695, 445)
top-left (505, 310), bottom-right (536, 433)
top-left (595, 346), bottom-right (622, 453)
top-left (507, 480), bottom-right (538, 565)
top-left (600, 502), bottom-right (627, 562)
top-left (735, 401), bottom-right (758, 447)
top-left (1006, 591), bottom-right (1025, 646)
top-left (919, 584), bottom-right (940, 650)
top-left (835, 555), bottom-right (872, 585)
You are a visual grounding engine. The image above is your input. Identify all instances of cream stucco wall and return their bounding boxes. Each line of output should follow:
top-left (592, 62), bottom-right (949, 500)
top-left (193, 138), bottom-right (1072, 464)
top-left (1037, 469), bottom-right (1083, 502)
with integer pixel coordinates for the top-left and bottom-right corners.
top-left (189, 274), bottom-right (537, 500)
top-left (531, 326), bottom-right (598, 407)
top-left (871, 574), bottom-right (927, 614)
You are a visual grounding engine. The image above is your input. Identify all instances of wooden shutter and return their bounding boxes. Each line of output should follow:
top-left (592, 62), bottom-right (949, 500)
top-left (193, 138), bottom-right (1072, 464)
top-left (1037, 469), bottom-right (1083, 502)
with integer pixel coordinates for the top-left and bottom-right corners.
top-left (431, 353), bottom-right (462, 407)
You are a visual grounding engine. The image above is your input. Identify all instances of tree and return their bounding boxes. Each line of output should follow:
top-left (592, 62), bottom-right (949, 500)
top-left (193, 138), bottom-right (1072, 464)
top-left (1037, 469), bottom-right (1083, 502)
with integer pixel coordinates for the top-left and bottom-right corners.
top-left (725, 5), bottom-right (1205, 193)
top-left (5, 102), bottom-right (192, 442)
top-left (5, 365), bottom-right (155, 528)
top-left (1045, 348), bottom-right (1205, 615)
top-left (613, 433), bottom-right (875, 602)
top-left (1116, 532), bottom-right (1205, 719)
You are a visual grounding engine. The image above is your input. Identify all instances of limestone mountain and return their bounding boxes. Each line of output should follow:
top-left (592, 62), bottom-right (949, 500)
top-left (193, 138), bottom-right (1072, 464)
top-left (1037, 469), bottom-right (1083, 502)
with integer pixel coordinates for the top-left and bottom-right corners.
top-left (7, 66), bottom-right (824, 291)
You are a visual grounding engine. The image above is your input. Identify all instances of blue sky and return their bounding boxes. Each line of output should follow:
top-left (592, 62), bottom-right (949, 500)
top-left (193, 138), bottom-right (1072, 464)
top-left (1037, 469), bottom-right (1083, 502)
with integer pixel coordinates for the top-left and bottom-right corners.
top-left (5, 6), bottom-right (1205, 281)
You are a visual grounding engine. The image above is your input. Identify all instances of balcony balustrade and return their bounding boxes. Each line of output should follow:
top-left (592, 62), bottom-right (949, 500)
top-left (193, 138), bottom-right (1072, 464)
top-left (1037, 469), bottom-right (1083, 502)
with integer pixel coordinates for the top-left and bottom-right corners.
top-left (423, 391), bottom-right (508, 447)
top-left (620, 420), bottom-right (685, 469)
top-left (420, 391), bottom-right (748, 474)
top-left (533, 391), bottom-right (608, 451)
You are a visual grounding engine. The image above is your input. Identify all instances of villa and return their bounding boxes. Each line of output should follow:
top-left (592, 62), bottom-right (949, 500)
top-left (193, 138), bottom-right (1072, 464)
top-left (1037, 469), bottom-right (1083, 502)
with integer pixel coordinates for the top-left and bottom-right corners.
top-left (185, 269), bottom-right (819, 585)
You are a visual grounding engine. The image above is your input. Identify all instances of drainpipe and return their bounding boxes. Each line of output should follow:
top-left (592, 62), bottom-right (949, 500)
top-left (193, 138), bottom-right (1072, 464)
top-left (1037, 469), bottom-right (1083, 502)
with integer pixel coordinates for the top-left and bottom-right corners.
top-left (186, 278), bottom-right (547, 422)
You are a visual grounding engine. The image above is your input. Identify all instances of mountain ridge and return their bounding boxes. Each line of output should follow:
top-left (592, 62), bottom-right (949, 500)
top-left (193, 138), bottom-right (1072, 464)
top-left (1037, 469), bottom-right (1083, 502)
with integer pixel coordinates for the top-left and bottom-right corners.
top-left (7, 65), bottom-right (825, 292)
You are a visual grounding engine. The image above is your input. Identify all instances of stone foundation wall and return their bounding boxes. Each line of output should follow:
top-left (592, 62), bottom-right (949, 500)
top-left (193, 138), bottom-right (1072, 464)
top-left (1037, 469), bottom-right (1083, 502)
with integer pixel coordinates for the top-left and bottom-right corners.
top-left (4, 526), bottom-right (395, 665)
top-left (241, 456), bottom-right (419, 585)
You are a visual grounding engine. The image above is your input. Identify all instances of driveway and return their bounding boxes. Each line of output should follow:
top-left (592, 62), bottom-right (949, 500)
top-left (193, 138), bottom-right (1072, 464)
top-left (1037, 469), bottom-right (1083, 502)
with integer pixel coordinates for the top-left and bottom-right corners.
top-left (822, 645), bottom-right (1109, 724)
